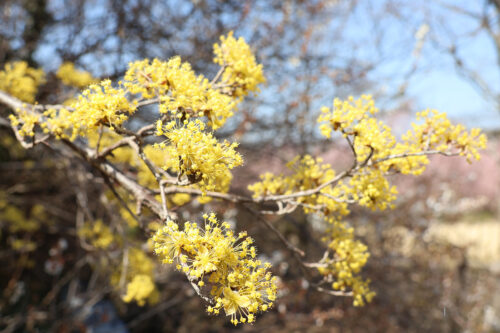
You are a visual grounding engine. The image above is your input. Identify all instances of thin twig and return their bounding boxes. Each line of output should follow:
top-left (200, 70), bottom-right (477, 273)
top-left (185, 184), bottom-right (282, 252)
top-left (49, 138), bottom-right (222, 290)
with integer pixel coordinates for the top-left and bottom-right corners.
top-left (210, 64), bottom-right (227, 85)
top-left (315, 286), bottom-right (353, 297)
top-left (243, 205), bottom-right (305, 258)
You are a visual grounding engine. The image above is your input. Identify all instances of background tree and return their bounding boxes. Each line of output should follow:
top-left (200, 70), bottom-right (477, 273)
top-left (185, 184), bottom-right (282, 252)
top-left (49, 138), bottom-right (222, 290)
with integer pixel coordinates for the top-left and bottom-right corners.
top-left (0, 1), bottom-right (498, 332)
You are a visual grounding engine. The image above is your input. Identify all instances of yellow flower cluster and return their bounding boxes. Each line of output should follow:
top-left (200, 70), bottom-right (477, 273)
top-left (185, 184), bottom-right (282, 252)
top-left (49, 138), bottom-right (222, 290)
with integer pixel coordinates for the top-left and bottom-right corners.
top-left (319, 222), bottom-right (375, 306)
top-left (122, 274), bottom-right (157, 306)
top-left (318, 95), bottom-right (396, 163)
top-left (78, 219), bottom-right (117, 249)
top-left (155, 120), bottom-right (243, 192)
top-left (123, 58), bottom-right (170, 98)
top-left (70, 80), bottom-right (137, 137)
top-left (378, 142), bottom-right (430, 175)
top-left (111, 247), bottom-right (159, 306)
top-left (170, 193), bottom-right (192, 206)
top-left (0, 201), bottom-right (47, 254)
top-left (249, 158), bottom-right (374, 306)
top-left (152, 214), bottom-right (277, 325)
top-left (43, 80), bottom-right (137, 140)
top-left (87, 131), bottom-right (224, 206)
top-left (56, 62), bottom-right (97, 88)
top-left (1, 34), bottom-right (489, 320)
top-left (213, 31), bottom-right (266, 97)
top-left (318, 96), bottom-right (487, 175)
top-left (402, 109), bottom-right (487, 162)
top-left (349, 169), bottom-right (397, 211)
top-left (249, 96), bottom-right (486, 305)
top-left (0, 61), bottom-right (45, 102)
top-left (318, 95), bottom-right (378, 140)
top-left (9, 108), bottom-right (40, 137)
top-left (248, 155), bottom-right (350, 221)
top-left (124, 57), bottom-right (236, 129)
top-left (5, 33), bottom-right (267, 143)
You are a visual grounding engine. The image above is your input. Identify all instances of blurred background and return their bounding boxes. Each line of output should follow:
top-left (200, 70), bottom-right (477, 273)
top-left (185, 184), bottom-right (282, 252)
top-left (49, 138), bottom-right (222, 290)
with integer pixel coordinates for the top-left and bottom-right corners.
top-left (0, 0), bottom-right (499, 332)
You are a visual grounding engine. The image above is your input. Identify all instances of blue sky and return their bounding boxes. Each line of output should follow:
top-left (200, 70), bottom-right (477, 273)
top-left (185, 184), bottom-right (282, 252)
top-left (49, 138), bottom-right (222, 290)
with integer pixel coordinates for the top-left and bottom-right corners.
top-left (31, 0), bottom-right (500, 131)
top-left (397, 1), bottom-right (500, 129)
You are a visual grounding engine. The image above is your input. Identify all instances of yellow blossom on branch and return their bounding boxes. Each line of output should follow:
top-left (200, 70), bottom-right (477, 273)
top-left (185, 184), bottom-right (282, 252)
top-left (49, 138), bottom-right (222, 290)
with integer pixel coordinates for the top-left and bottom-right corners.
top-left (249, 95), bottom-right (486, 305)
top-left (56, 62), bottom-right (97, 88)
top-left (402, 109), bottom-right (487, 162)
top-left (213, 31), bottom-right (266, 97)
top-left (319, 221), bottom-right (375, 307)
top-left (318, 96), bottom-right (487, 174)
top-left (0, 31), bottom-right (490, 325)
top-left (110, 247), bottom-right (159, 306)
top-left (77, 219), bottom-right (117, 250)
top-left (9, 108), bottom-right (40, 137)
top-left (41, 80), bottom-right (137, 140)
top-left (122, 274), bottom-right (157, 306)
top-left (317, 95), bottom-right (379, 140)
top-left (69, 80), bottom-right (137, 138)
top-left (155, 119), bottom-right (243, 192)
top-left (249, 155), bottom-right (350, 222)
top-left (152, 214), bottom-right (277, 325)
top-left (349, 168), bottom-right (397, 211)
top-left (318, 95), bottom-right (396, 163)
top-left (0, 61), bottom-right (45, 103)
top-left (0, 204), bottom-right (44, 233)
top-left (125, 57), bottom-right (237, 129)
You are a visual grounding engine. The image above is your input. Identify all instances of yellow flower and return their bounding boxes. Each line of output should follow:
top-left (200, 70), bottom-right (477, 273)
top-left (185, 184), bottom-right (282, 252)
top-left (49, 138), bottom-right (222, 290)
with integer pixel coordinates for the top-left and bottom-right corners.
top-left (9, 108), bottom-right (40, 137)
top-left (56, 62), bottom-right (97, 88)
top-left (152, 214), bottom-right (276, 325)
top-left (402, 109), bottom-right (487, 162)
top-left (68, 80), bottom-right (136, 139)
top-left (1, 204), bottom-right (43, 233)
top-left (213, 31), bottom-right (266, 97)
top-left (125, 57), bottom-right (237, 129)
top-left (249, 155), bottom-right (350, 221)
top-left (0, 61), bottom-right (45, 102)
top-left (318, 221), bottom-right (375, 307)
top-left (42, 80), bottom-right (137, 140)
top-left (110, 247), bottom-right (159, 306)
top-left (122, 274), bottom-right (157, 306)
top-left (349, 169), bottom-right (397, 211)
top-left (77, 219), bottom-right (116, 249)
top-left (155, 119), bottom-right (243, 192)
top-left (222, 287), bottom-right (251, 323)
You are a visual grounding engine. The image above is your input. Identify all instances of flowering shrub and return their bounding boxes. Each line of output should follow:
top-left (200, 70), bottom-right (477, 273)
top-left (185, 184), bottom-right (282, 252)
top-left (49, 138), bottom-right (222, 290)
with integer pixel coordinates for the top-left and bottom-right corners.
top-left (0, 31), bottom-right (487, 326)
top-left (152, 214), bottom-right (276, 324)
top-left (155, 119), bottom-right (243, 192)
